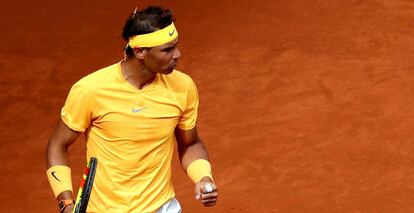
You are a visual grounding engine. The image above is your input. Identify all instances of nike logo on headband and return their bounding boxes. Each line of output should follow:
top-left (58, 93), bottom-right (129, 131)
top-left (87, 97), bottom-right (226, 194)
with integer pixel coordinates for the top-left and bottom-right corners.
top-left (169, 29), bottom-right (175, 37)
top-left (51, 171), bottom-right (61, 182)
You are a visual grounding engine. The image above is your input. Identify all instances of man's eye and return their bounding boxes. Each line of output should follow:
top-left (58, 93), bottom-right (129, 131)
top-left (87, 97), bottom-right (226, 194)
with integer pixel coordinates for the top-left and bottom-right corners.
top-left (164, 47), bottom-right (175, 52)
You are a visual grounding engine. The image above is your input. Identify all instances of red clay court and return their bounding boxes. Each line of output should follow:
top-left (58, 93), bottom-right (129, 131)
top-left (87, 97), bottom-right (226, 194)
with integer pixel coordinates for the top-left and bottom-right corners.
top-left (1, 0), bottom-right (414, 212)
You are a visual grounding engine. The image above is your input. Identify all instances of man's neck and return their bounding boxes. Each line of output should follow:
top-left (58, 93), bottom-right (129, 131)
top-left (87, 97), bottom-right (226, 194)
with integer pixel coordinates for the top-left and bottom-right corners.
top-left (121, 58), bottom-right (156, 90)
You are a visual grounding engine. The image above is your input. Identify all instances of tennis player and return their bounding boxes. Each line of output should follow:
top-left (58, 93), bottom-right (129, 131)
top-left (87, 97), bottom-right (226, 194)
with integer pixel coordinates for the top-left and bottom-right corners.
top-left (46, 6), bottom-right (218, 212)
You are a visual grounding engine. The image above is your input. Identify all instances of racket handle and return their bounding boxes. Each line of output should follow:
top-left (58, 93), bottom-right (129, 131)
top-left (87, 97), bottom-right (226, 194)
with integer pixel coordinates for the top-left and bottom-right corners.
top-left (204, 184), bottom-right (213, 193)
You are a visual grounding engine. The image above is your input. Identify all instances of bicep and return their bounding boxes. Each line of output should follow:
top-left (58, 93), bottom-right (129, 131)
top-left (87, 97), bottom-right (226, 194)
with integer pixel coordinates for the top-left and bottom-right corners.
top-left (175, 126), bottom-right (200, 147)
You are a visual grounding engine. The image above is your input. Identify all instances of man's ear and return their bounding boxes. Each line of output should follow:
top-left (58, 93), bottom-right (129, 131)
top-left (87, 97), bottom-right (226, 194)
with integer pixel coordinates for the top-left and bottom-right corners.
top-left (133, 47), bottom-right (146, 59)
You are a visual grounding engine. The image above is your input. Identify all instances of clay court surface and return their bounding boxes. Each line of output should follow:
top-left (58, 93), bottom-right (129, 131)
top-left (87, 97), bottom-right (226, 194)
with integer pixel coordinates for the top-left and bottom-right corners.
top-left (1, 0), bottom-right (414, 212)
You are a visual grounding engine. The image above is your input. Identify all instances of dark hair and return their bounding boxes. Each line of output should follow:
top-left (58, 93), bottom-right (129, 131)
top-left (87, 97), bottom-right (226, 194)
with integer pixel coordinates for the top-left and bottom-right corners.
top-left (122, 6), bottom-right (174, 56)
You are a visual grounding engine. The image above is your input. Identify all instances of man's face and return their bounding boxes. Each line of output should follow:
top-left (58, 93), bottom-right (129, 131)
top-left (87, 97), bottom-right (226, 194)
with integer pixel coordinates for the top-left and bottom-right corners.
top-left (143, 38), bottom-right (181, 74)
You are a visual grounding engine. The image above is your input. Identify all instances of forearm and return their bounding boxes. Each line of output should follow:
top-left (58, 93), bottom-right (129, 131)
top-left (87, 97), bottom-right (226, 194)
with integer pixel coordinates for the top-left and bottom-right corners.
top-left (175, 127), bottom-right (214, 183)
top-left (46, 139), bottom-right (70, 167)
top-left (175, 127), bottom-right (218, 205)
top-left (179, 139), bottom-right (209, 170)
top-left (46, 120), bottom-right (79, 200)
top-left (46, 140), bottom-right (73, 200)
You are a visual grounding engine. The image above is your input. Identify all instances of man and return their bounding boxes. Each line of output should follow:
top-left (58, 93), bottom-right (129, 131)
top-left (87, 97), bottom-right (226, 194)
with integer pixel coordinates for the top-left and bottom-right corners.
top-left (46, 6), bottom-right (218, 213)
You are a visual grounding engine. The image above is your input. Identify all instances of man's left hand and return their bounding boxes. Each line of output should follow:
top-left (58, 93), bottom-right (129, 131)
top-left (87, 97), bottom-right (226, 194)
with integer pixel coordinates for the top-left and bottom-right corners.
top-left (194, 176), bottom-right (218, 207)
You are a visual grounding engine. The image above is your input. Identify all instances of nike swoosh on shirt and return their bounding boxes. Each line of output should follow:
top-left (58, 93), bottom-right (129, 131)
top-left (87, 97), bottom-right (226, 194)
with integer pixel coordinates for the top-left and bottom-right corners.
top-left (132, 107), bottom-right (147, 113)
top-left (51, 171), bottom-right (61, 182)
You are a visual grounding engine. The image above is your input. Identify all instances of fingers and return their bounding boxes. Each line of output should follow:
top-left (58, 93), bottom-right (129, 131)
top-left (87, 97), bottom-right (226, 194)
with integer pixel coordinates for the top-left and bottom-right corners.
top-left (194, 182), bottom-right (209, 199)
top-left (195, 185), bottom-right (202, 200)
top-left (194, 181), bottom-right (218, 207)
top-left (200, 191), bottom-right (218, 207)
top-left (63, 205), bottom-right (74, 213)
top-left (195, 182), bottom-right (216, 197)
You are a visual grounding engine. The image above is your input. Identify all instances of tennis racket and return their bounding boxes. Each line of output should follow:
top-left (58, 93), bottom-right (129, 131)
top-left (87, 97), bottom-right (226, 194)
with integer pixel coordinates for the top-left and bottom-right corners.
top-left (73, 157), bottom-right (98, 213)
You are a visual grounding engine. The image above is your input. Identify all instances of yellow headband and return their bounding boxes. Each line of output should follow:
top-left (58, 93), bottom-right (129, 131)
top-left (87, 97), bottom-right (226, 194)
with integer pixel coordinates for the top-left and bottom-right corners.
top-left (128, 22), bottom-right (178, 48)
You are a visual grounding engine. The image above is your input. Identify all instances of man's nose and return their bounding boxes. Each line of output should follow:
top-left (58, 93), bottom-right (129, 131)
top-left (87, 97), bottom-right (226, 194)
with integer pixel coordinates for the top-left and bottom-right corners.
top-left (173, 47), bottom-right (181, 59)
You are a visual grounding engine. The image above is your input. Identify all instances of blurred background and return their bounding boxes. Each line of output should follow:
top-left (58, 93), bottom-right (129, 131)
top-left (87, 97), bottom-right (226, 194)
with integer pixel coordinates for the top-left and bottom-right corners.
top-left (1, 0), bottom-right (414, 212)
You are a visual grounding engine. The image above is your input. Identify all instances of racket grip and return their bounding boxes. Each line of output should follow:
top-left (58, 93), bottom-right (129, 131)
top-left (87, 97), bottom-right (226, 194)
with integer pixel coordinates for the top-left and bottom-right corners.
top-left (204, 184), bottom-right (213, 193)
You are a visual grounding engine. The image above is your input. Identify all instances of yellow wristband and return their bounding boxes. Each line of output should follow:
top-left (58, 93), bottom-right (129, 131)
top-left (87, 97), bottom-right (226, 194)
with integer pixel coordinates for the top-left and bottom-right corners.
top-left (186, 159), bottom-right (213, 183)
top-left (46, 165), bottom-right (73, 197)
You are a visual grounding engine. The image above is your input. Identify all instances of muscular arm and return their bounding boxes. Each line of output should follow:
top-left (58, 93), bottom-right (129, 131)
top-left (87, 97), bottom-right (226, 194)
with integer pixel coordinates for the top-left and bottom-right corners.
top-left (175, 126), bottom-right (218, 206)
top-left (46, 119), bottom-right (81, 201)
